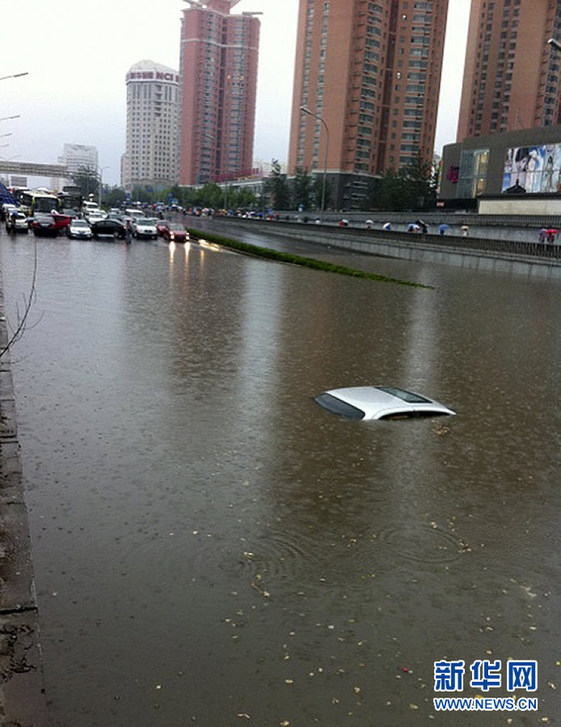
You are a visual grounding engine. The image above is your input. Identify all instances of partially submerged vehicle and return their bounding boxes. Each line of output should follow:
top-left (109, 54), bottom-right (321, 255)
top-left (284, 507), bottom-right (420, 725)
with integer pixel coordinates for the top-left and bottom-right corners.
top-left (314, 386), bottom-right (456, 421)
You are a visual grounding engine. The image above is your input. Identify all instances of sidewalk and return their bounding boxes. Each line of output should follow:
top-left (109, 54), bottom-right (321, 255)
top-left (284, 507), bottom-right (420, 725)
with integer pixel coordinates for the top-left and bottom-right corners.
top-left (0, 261), bottom-right (47, 725)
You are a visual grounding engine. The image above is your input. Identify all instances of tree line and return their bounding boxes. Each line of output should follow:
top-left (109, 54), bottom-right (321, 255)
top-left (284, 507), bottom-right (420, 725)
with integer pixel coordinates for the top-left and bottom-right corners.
top-left (71, 154), bottom-right (438, 213)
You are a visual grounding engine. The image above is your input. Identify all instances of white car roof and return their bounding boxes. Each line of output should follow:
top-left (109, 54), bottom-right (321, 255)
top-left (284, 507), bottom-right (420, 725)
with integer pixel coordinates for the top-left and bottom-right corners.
top-left (315, 385), bottom-right (455, 420)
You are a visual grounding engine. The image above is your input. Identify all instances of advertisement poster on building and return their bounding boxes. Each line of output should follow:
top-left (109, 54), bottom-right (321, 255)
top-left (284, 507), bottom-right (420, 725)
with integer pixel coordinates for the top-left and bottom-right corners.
top-left (502, 144), bottom-right (561, 193)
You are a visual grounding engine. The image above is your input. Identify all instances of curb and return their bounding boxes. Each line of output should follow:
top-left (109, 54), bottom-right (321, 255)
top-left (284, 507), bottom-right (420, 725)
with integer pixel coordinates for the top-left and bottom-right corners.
top-left (0, 267), bottom-right (47, 725)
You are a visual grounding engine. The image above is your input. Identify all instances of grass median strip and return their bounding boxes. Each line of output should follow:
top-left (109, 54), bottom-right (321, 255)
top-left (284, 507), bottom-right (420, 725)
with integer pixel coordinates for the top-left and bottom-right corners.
top-left (187, 229), bottom-right (432, 289)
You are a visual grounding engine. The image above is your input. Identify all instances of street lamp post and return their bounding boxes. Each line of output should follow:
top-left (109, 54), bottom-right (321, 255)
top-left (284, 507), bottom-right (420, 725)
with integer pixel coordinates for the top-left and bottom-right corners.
top-left (0, 72), bottom-right (29, 82)
top-left (97, 166), bottom-right (110, 206)
top-left (300, 105), bottom-right (330, 216)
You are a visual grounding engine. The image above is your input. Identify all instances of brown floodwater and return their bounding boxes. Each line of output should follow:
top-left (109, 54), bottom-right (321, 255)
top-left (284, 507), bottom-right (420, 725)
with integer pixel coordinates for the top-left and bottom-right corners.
top-left (1, 224), bottom-right (560, 726)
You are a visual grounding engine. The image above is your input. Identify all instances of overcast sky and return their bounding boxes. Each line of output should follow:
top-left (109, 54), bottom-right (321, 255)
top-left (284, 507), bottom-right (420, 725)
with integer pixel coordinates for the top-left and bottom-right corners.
top-left (0, 0), bottom-right (470, 186)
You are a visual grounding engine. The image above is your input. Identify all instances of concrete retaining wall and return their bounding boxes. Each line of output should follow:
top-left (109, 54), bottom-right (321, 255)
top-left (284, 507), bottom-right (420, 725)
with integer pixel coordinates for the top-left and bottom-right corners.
top-left (0, 267), bottom-right (47, 725)
top-left (214, 219), bottom-right (561, 279)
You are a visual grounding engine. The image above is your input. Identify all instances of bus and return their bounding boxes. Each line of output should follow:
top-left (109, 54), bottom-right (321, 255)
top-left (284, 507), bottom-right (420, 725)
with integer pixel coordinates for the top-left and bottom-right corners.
top-left (14, 189), bottom-right (59, 216)
top-left (58, 185), bottom-right (83, 216)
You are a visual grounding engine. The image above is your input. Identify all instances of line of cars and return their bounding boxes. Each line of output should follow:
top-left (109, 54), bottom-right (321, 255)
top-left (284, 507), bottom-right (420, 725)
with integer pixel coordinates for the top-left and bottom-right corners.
top-left (68, 208), bottom-right (189, 242)
top-left (2, 201), bottom-right (190, 243)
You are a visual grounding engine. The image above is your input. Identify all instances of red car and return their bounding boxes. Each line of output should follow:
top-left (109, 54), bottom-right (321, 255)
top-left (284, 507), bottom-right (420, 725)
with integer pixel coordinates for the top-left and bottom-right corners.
top-left (163, 224), bottom-right (189, 243)
top-left (30, 211), bottom-right (72, 237)
top-left (156, 219), bottom-right (171, 236)
top-left (51, 212), bottom-right (72, 231)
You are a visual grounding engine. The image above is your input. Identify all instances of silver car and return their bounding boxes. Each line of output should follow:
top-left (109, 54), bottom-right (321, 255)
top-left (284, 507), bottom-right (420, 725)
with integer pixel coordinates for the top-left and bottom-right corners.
top-left (68, 219), bottom-right (93, 239)
top-left (132, 217), bottom-right (158, 239)
top-left (314, 385), bottom-right (456, 421)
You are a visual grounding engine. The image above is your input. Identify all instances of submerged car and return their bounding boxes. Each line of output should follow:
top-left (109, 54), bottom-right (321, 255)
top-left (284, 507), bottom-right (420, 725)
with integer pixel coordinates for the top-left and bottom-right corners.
top-left (68, 219), bottom-right (93, 239)
top-left (163, 224), bottom-right (189, 243)
top-left (314, 385), bottom-right (456, 421)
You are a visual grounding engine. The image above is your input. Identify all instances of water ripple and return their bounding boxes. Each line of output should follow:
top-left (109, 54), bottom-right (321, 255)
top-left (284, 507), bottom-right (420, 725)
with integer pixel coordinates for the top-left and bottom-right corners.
top-left (377, 524), bottom-right (464, 564)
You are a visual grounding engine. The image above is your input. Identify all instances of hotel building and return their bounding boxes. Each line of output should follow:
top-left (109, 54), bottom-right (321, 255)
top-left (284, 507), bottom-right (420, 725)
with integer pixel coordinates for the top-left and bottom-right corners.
top-left (179, 0), bottom-right (260, 185)
top-left (457, 0), bottom-right (561, 141)
top-left (287, 0), bottom-right (449, 208)
top-left (121, 60), bottom-right (180, 190)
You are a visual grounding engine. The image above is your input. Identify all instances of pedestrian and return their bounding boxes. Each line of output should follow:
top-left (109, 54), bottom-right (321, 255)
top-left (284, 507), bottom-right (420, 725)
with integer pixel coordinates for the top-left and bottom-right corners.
top-left (538, 228), bottom-right (547, 244)
top-left (8, 211), bottom-right (17, 234)
top-left (439, 224), bottom-right (449, 236)
top-left (382, 222), bottom-right (392, 231)
top-left (125, 220), bottom-right (132, 244)
top-left (461, 225), bottom-right (470, 237)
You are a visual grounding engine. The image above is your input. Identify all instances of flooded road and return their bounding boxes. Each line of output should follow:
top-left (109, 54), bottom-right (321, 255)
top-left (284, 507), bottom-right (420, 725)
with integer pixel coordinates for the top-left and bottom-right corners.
top-left (1, 227), bottom-right (561, 726)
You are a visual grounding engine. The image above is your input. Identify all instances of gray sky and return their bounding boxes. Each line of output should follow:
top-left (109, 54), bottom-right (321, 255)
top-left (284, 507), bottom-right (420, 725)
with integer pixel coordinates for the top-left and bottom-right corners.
top-left (0, 0), bottom-right (470, 186)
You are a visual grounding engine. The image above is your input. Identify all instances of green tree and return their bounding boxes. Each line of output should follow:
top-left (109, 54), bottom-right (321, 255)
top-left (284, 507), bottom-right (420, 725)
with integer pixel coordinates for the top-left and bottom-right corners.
top-left (71, 165), bottom-right (99, 200)
top-left (131, 186), bottom-right (155, 204)
top-left (374, 154), bottom-right (436, 211)
top-left (265, 159), bottom-right (290, 210)
top-left (231, 186), bottom-right (257, 209)
top-left (165, 185), bottom-right (184, 206)
top-left (292, 166), bottom-right (312, 211)
top-left (104, 186), bottom-right (127, 207)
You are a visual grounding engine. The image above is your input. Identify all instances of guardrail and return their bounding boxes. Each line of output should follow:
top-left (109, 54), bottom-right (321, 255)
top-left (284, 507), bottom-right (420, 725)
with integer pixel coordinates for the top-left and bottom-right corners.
top-left (208, 217), bottom-right (561, 277)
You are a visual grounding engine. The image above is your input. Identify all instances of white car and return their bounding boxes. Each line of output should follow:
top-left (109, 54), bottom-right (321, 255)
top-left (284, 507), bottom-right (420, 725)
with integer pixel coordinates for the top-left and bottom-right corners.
top-left (68, 219), bottom-right (93, 239)
top-left (2, 203), bottom-right (18, 221)
top-left (314, 385), bottom-right (456, 421)
top-left (85, 210), bottom-right (106, 224)
top-left (132, 217), bottom-right (158, 239)
top-left (5, 210), bottom-right (29, 233)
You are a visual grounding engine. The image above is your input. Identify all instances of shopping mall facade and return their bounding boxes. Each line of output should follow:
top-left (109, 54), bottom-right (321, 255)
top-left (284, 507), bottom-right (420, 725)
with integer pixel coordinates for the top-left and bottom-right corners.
top-left (439, 125), bottom-right (561, 215)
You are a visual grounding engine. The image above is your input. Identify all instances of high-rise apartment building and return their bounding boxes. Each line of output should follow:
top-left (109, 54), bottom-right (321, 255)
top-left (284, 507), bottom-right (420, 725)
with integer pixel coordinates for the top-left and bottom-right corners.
top-left (179, 0), bottom-right (260, 185)
top-left (121, 60), bottom-right (180, 190)
top-left (59, 144), bottom-right (98, 176)
top-left (457, 0), bottom-right (561, 141)
top-left (287, 0), bottom-right (449, 206)
top-left (54, 143), bottom-right (98, 191)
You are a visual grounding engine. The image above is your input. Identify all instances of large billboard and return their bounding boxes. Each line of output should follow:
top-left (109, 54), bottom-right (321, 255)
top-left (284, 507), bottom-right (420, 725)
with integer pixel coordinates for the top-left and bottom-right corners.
top-left (502, 144), bottom-right (561, 193)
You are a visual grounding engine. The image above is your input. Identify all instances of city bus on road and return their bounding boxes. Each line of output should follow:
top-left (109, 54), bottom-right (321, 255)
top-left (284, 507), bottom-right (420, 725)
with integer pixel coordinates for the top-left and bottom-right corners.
top-left (15, 189), bottom-right (59, 216)
top-left (58, 185), bottom-right (83, 216)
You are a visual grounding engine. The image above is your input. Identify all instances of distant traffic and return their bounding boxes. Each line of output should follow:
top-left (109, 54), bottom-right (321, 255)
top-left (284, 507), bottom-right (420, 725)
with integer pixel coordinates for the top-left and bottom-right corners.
top-left (1, 185), bottom-right (190, 242)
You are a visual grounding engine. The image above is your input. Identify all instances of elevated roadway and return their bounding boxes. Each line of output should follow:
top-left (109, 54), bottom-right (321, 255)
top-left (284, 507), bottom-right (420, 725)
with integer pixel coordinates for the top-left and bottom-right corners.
top-left (0, 160), bottom-right (68, 179)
